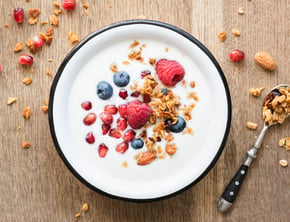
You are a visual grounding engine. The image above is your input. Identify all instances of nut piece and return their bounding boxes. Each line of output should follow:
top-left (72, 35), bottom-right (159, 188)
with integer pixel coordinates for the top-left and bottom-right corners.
top-left (246, 121), bottom-right (258, 130)
top-left (82, 203), bottom-right (89, 212)
top-left (14, 42), bottom-right (23, 52)
top-left (217, 31), bottom-right (227, 42)
top-left (278, 137), bottom-right (290, 150)
top-left (249, 87), bottom-right (265, 97)
top-left (7, 97), bottom-right (17, 105)
top-left (22, 77), bottom-right (32, 85)
top-left (279, 159), bottom-right (288, 167)
top-left (50, 15), bottom-right (59, 26)
top-left (22, 141), bottom-right (31, 148)
top-left (238, 7), bottom-right (245, 15)
top-left (232, 28), bottom-right (240, 37)
top-left (136, 151), bottom-right (157, 165)
top-left (254, 52), bottom-right (276, 71)
top-left (165, 143), bottom-right (177, 155)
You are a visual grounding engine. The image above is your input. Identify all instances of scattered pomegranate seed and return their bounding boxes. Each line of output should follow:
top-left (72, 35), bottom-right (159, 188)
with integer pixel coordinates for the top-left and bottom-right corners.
top-left (123, 129), bottom-right (136, 142)
top-left (104, 105), bottom-right (118, 114)
top-left (98, 143), bottom-right (108, 158)
top-left (141, 70), bottom-right (151, 78)
top-left (18, 54), bottom-right (33, 66)
top-left (83, 113), bottom-right (97, 125)
top-left (116, 117), bottom-right (128, 131)
top-left (32, 35), bottom-right (44, 48)
top-left (13, 8), bottom-right (24, 23)
top-left (143, 94), bottom-right (151, 103)
top-left (109, 128), bottom-right (122, 139)
top-left (130, 91), bottom-right (140, 97)
top-left (116, 142), bottom-right (129, 154)
top-left (99, 112), bottom-right (113, 125)
top-left (118, 104), bottom-right (128, 118)
top-left (229, 49), bottom-right (245, 61)
top-left (85, 132), bottom-right (95, 144)
top-left (62, 0), bottom-right (76, 10)
top-left (119, 89), bottom-right (128, 99)
top-left (81, 101), bottom-right (92, 110)
top-left (102, 124), bottom-right (111, 135)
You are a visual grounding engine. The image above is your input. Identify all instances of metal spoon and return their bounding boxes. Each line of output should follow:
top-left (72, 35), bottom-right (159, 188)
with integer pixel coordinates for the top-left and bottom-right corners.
top-left (218, 84), bottom-right (290, 213)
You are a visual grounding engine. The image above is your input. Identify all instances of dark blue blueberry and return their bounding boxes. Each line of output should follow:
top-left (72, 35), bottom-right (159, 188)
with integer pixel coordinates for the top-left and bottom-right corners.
top-left (161, 88), bottom-right (168, 95)
top-left (130, 138), bottom-right (144, 149)
top-left (167, 116), bottom-right (186, 133)
top-left (96, 81), bottom-right (113, 100)
top-left (113, 71), bottom-right (130, 87)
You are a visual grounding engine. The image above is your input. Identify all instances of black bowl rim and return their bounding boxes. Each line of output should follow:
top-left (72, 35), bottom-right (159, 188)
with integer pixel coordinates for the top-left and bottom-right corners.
top-left (48, 19), bottom-right (232, 202)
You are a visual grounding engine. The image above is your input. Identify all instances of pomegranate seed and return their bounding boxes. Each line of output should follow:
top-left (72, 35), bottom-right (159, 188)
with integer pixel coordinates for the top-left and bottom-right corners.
top-left (229, 49), bottom-right (245, 61)
top-left (81, 101), bottom-right (92, 110)
top-left (18, 54), bottom-right (33, 66)
top-left (62, 0), bottom-right (76, 10)
top-left (85, 132), bottom-right (95, 144)
top-left (116, 117), bottom-right (128, 131)
top-left (123, 129), bottom-right (136, 142)
top-left (99, 112), bottom-right (113, 125)
top-left (102, 124), bottom-right (111, 135)
top-left (98, 143), bottom-right (108, 158)
top-left (116, 142), bottom-right (129, 154)
top-left (157, 137), bottom-right (161, 142)
top-left (104, 105), bottom-right (118, 114)
top-left (119, 89), bottom-right (128, 100)
top-left (143, 94), bottom-right (151, 103)
top-left (13, 8), bottom-right (24, 23)
top-left (83, 113), bottom-right (97, 125)
top-left (141, 70), bottom-right (151, 78)
top-left (118, 104), bottom-right (128, 118)
top-left (32, 35), bottom-right (44, 48)
top-left (109, 128), bottom-right (122, 139)
top-left (130, 91), bottom-right (140, 97)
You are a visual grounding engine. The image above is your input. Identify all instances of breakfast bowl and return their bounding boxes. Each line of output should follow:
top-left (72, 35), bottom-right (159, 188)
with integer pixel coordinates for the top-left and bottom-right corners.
top-left (48, 20), bottom-right (231, 201)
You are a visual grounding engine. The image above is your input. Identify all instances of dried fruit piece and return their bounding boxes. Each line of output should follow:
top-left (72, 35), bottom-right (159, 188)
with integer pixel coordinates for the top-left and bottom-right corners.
top-left (218, 31), bottom-right (227, 42)
top-left (116, 142), bottom-right (129, 153)
top-left (246, 121), bottom-right (258, 130)
top-left (22, 107), bottom-right (31, 119)
top-left (22, 77), bottom-right (32, 85)
top-left (136, 151), bottom-right (157, 165)
top-left (83, 113), bottom-right (96, 125)
top-left (62, 0), bottom-right (76, 10)
top-left (279, 159), bottom-right (288, 167)
top-left (254, 52), bottom-right (276, 71)
top-left (98, 143), bottom-right (108, 157)
top-left (14, 8), bottom-right (25, 23)
top-left (229, 49), bottom-right (245, 61)
top-left (7, 97), bottom-right (17, 105)
top-left (18, 54), bottom-right (33, 65)
top-left (22, 141), bottom-right (31, 148)
top-left (14, 42), bottom-right (23, 52)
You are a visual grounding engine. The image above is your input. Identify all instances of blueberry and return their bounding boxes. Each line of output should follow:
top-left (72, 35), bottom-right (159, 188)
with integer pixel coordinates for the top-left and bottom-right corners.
top-left (161, 88), bottom-right (168, 95)
top-left (96, 81), bottom-right (113, 100)
top-left (130, 138), bottom-right (144, 149)
top-left (167, 116), bottom-right (186, 133)
top-left (113, 71), bottom-right (130, 87)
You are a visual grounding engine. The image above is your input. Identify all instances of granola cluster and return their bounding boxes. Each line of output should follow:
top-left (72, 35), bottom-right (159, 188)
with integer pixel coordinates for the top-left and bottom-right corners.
top-left (262, 87), bottom-right (290, 125)
top-left (278, 137), bottom-right (290, 151)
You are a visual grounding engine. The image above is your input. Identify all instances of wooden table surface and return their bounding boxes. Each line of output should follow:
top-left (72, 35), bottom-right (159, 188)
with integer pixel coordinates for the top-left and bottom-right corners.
top-left (0, 0), bottom-right (289, 221)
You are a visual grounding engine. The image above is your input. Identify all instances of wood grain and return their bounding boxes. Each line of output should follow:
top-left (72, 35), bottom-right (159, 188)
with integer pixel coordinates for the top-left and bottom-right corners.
top-left (0, 0), bottom-right (289, 221)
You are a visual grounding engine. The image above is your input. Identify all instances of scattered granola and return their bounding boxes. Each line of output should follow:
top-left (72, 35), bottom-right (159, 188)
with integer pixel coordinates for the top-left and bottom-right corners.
top-left (40, 21), bottom-right (48, 25)
top-left (130, 40), bottom-right (140, 48)
top-left (46, 69), bottom-right (52, 76)
top-left (122, 161), bottom-right (128, 168)
top-left (14, 42), bottom-right (23, 52)
top-left (137, 14), bottom-right (146, 19)
top-left (25, 38), bottom-right (36, 54)
top-left (82, 203), bottom-right (89, 212)
top-left (53, 2), bottom-right (60, 8)
top-left (278, 137), bottom-right (290, 151)
top-left (22, 141), bottom-right (31, 148)
top-left (249, 87), bottom-right (265, 97)
top-left (246, 121), bottom-right (258, 130)
top-left (75, 213), bottom-right (81, 218)
top-left (50, 14), bottom-right (59, 26)
top-left (42, 106), bottom-right (48, 113)
top-left (149, 58), bottom-right (156, 65)
top-left (53, 9), bottom-right (62, 15)
top-left (238, 7), bottom-right (245, 15)
top-left (68, 31), bottom-right (80, 44)
top-left (28, 8), bottom-right (41, 25)
top-left (279, 159), bottom-right (288, 167)
top-left (218, 31), bottom-right (227, 42)
top-left (165, 143), bottom-right (177, 155)
top-left (7, 97), bottom-right (17, 105)
top-left (232, 28), bottom-right (240, 37)
top-left (4, 24), bottom-right (9, 27)
top-left (48, 59), bottom-right (53, 62)
top-left (109, 64), bottom-right (118, 73)
top-left (83, 3), bottom-right (89, 9)
top-left (22, 77), bottom-right (32, 85)
top-left (22, 107), bottom-right (31, 119)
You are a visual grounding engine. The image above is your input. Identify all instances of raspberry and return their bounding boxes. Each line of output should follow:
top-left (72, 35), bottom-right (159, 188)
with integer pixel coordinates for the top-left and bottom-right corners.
top-left (127, 100), bottom-right (151, 129)
top-left (156, 59), bottom-right (185, 86)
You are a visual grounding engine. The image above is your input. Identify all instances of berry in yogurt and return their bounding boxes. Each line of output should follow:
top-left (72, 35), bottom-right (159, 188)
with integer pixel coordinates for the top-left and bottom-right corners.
top-left (126, 100), bottom-right (151, 129)
top-left (96, 81), bottom-right (113, 100)
top-left (130, 138), bottom-right (144, 149)
top-left (113, 71), bottom-right (130, 87)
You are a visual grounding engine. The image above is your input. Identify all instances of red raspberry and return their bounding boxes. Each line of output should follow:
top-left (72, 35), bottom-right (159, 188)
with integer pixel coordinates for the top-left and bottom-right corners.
top-left (127, 100), bottom-right (151, 129)
top-left (156, 59), bottom-right (185, 86)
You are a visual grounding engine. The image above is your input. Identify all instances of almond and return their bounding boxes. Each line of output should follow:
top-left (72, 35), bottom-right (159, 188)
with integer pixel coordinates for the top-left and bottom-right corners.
top-left (254, 52), bottom-right (276, 71)
top-left (136, 151), bottom-right (157, 165)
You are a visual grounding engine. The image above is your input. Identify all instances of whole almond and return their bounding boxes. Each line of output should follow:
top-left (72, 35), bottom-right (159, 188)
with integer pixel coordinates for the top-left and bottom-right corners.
top-left (254, 52), bottom-right (276, 71)
top-left (136, 151), bottom-right (157, 166)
